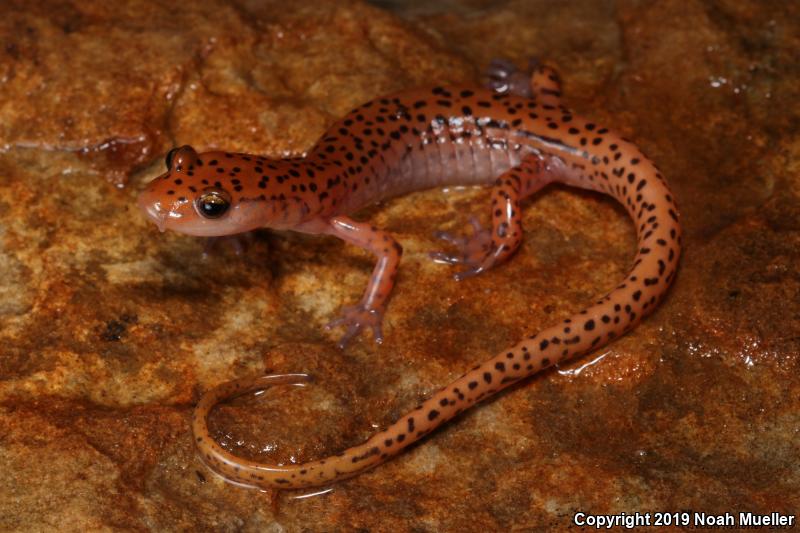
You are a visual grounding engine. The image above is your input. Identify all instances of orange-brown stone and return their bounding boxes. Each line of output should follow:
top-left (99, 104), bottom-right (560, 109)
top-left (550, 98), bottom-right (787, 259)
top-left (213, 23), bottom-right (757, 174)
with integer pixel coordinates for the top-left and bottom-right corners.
top-left (1, 0), bottom-right (797, 529)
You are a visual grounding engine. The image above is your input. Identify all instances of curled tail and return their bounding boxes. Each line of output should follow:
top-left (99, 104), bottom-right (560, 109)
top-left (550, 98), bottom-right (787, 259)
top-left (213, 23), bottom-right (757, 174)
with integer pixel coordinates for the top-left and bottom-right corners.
top-left (192, 149), bottom-right (681, 489)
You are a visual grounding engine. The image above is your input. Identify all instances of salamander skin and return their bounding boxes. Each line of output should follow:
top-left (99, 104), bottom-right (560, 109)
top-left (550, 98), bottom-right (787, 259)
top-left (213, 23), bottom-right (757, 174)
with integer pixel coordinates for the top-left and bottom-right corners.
top-left (139, 60), bottom-right (682, 489)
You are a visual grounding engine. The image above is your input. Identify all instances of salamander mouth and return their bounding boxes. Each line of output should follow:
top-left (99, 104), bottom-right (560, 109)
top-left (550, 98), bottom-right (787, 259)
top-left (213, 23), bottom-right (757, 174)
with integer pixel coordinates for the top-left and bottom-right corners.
top-left (138, 196), bottom-right (168, 233)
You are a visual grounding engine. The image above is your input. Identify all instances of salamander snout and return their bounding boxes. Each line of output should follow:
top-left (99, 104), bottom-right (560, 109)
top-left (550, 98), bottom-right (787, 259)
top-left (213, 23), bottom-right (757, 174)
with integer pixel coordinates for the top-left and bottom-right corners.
top-left (138, 145), bottom-right (202, 233)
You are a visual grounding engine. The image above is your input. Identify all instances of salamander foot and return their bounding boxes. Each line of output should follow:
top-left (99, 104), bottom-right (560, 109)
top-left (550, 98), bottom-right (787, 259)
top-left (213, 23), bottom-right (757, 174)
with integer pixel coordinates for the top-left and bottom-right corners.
top-left (325, 303), bottom-right (385, 349)
top-left (484, 57), bottom-right (538, 97)
top-left (202, 232), bottom-right (255, 257)
top-left (430, 217), bottom-right (498, 281)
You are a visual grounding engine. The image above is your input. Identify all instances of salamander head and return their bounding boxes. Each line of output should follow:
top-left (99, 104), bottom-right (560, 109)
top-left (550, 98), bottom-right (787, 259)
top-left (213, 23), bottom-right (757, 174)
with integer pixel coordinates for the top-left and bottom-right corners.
top-left (138, 145), bottom-right (279, 236)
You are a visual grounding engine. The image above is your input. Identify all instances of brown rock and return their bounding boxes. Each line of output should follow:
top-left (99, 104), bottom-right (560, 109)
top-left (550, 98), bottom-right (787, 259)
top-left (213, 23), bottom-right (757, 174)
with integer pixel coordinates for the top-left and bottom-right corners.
top-left (1, 0), bottom-right (798, 530)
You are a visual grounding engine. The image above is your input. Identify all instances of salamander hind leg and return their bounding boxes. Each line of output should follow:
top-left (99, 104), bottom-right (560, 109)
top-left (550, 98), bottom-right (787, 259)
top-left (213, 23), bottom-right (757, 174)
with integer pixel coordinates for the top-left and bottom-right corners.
top-left (430, 156), bottom-right (551, 280)
top-left (484, 58), bottom-right (534, 97)
top-left (324, 215), bottom-right (403, 348)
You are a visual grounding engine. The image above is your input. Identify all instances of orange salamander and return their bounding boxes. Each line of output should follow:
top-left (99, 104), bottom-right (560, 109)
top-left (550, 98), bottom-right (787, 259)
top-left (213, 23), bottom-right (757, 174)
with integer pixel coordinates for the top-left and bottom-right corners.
top-left (138, 60), bottom-right (682, 489)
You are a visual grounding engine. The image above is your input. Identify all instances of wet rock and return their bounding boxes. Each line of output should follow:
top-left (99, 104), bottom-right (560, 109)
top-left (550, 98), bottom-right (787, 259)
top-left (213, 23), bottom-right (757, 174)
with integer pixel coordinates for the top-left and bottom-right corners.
top-left (1, 0), bottom-right (797, 530)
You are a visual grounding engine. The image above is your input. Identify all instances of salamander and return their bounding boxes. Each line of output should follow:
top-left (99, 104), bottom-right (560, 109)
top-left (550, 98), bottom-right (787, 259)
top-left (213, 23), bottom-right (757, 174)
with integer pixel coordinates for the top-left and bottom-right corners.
top-left (138, 59), bottom-right (682, 489)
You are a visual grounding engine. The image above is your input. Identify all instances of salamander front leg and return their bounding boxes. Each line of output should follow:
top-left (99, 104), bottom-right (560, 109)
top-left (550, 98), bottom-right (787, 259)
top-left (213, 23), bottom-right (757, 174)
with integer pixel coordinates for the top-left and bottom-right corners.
top-left (324, 215), bottom-right (402, 348)
top-left (430, 156), bottom-right (551, 280)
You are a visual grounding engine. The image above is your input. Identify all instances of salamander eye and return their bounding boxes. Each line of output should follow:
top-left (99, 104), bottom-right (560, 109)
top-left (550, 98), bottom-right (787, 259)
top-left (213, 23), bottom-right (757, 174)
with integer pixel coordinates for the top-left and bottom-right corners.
top-left (195, 189), bottom-right (231, 219)
top-left (165, 147), bottom-right (179, 170)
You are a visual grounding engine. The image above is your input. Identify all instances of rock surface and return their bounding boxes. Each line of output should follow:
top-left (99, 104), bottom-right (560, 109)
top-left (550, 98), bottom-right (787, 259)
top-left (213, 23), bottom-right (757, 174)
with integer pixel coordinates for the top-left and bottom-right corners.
top-left (1, 0), bottom-right (798, 530)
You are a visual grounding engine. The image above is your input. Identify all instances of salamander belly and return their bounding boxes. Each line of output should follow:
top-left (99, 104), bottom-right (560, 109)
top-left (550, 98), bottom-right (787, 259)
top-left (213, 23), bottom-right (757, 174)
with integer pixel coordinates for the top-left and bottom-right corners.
top-left (338, 124), bottom-right (538, 212)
